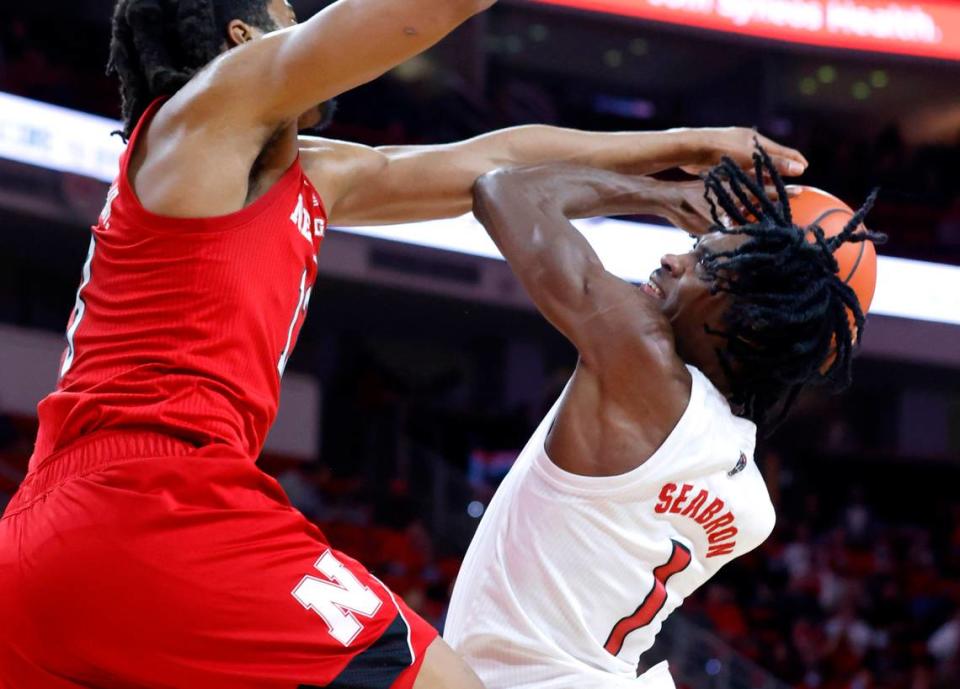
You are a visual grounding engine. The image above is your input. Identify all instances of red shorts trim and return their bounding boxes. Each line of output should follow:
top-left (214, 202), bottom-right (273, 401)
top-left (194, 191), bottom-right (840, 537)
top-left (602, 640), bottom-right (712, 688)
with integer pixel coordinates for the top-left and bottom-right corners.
top-left (1, 432), bottom-right (438, 689)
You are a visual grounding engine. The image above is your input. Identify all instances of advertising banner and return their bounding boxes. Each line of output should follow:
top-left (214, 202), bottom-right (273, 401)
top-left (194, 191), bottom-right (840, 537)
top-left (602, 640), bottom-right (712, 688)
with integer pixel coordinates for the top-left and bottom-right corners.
top-left (529, 0), bottom-right (960, 61)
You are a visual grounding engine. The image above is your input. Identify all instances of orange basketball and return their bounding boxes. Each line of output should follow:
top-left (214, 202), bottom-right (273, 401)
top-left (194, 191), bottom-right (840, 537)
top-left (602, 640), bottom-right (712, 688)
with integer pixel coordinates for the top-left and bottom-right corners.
top-left (784, 186), bottom-right (878, 370)
top-left (788, 186), bottom-right (878, 319)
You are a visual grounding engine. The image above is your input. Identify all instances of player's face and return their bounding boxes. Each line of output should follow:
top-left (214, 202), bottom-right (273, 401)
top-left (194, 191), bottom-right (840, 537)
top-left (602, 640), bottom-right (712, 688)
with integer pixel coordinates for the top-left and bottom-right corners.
top-left (650, 231), bottom-right (747, 375)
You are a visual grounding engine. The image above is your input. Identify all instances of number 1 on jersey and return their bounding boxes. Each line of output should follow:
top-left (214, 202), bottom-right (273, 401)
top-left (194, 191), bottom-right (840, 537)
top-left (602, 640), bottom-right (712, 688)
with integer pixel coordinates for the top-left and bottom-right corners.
top-left (604, 540), bottom-right (692, 657)
top-left (277, 268), bottom-right (311, 377)
top-left (61, 237), bottom-right (97, 378)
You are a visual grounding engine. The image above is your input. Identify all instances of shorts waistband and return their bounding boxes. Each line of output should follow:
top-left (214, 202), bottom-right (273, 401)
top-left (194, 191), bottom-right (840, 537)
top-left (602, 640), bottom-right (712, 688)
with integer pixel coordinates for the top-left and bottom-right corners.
top-left (11, 431), bottom-right (197, 511)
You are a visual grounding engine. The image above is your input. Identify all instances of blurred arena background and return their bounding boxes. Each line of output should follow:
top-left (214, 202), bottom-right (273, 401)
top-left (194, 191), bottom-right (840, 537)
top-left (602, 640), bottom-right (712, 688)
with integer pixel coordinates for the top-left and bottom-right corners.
top-left (1, 2), bottom-right (959, 688)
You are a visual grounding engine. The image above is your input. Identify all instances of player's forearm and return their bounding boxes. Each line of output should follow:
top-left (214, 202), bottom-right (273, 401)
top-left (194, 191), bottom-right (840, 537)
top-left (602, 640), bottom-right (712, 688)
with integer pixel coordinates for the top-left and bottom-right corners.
top-left (473, 165), bottom-right (672, 270)
top-left (214, 0), bottom-right (496, 129)
top-left (485, 164), bottom-right (677, 220)
top-left (485, 125), bottom-right (699, 176)
top-left (377, 125), bottom-right (697, 191)
top-left (359, 132), bottom-right (687, 224)
top-left (457, 125), bottom-right (808, 181)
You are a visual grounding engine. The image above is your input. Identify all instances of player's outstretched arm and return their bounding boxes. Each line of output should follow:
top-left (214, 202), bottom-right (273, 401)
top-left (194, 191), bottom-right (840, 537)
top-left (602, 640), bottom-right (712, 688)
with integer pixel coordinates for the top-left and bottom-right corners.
top-left (302, 127), bottom-right (807, 226)
top-left (197, 0), bottom-right (495, 133)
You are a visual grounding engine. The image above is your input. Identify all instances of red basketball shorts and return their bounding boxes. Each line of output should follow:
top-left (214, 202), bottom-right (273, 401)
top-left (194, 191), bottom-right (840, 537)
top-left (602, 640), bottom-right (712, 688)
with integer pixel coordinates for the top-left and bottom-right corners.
top-left (0, 432), bottom-right (437, 689)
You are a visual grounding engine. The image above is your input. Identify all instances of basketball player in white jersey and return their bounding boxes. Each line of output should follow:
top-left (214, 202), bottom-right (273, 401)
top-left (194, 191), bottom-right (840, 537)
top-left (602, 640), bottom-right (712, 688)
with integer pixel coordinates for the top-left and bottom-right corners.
top-left (444, 148), bottom-right (881, 688)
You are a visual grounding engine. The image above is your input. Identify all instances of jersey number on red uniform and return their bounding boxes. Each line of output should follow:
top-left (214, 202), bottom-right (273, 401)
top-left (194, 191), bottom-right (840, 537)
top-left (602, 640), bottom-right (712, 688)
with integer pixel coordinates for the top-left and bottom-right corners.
top-left (603, 540), bottom-right (692, 656)
top-left (292, 550), bottom-right (384, 646)
top-left (60, 237), bottom-right (97, 378)
top-left (277, 268), bottom-right (312, 377)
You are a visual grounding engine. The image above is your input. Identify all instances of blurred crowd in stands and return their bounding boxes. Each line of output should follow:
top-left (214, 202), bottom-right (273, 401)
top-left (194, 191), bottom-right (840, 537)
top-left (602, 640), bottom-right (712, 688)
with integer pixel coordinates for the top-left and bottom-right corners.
top-left (688, 491), bottom-right (960, 689)
top-left (2, 409), bottom-right (958, 689)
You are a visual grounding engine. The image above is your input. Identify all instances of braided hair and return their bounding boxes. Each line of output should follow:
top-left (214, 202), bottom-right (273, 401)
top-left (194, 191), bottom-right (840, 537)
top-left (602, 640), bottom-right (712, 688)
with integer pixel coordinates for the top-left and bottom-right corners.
top-left (106, 0), bottom-right (276, 140)
top-left (699, 143), bottom-right (885, 431)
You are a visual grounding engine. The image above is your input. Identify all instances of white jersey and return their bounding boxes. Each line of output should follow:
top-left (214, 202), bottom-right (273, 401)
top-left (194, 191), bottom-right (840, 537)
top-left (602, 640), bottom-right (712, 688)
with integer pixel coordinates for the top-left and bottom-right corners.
top-left (444, 365), bottom-right (776, 689)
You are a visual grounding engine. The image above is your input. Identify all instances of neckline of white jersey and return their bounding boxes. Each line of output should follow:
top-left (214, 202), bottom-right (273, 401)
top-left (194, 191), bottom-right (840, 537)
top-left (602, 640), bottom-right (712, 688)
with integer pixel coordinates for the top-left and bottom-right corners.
top-left (531, 365), bottom-right (729, 496)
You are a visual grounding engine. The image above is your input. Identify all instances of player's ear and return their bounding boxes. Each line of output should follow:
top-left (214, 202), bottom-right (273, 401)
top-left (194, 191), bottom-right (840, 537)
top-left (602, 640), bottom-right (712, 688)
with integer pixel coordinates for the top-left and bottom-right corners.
top-left (226, 19), bottom-right (259, 48)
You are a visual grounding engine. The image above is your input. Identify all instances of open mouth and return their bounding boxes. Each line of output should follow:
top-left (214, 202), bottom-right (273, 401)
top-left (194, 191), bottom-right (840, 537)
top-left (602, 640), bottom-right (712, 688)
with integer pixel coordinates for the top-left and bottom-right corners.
top-left (641, 275), bottom-right (665, 300)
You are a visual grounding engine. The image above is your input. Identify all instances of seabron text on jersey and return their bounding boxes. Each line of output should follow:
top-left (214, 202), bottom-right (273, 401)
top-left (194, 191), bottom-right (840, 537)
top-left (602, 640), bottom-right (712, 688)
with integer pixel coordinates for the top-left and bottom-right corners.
top-left (654, 483), bottom-right (738, 557)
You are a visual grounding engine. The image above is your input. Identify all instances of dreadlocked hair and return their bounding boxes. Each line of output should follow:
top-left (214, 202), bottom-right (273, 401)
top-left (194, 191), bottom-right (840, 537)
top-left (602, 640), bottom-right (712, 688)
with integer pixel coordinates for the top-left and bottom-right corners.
top-left (699, 142), bottom-right (885, 432)
top-left (107, 0), bottom-right (275, 140)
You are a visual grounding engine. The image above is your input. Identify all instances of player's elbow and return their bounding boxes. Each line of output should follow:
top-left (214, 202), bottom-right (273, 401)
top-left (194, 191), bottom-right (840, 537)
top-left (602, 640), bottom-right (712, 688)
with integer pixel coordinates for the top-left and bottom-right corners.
top-left (472, 167), bottom-right (555, 232)
top-left (472, 170), bottom-right (501, 217)
top-left (473, 167), bottom-right (536, 205)
top-left (472, 168), bottom-right (521, 225)
top-left (472, 169), bottom-right (501, 206)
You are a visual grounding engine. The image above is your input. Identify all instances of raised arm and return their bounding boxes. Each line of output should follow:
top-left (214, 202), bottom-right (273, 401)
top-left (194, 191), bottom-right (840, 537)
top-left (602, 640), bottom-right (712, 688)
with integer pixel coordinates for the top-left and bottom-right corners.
top-left (472, 165), bottom-right (684, 369)
top-left (303, 127), bottom-right (807, 226)
top-left (128, 0), bottom-right (495, 219)
top-left (196, 0), bottom-right (494, 133)
top-left (474, 165), bottom-right (701, 477)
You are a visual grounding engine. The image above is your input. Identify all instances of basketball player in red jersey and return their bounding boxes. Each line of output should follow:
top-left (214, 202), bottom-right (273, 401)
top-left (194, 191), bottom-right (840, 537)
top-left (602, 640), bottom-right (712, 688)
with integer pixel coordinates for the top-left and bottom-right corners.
top-left (0, 0), bottom-right (808, 686)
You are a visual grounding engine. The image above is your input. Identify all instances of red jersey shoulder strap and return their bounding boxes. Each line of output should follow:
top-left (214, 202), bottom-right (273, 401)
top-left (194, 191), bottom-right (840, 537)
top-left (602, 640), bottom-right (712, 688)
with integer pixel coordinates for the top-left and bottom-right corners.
top-left (118, 97), bottom-right (168, 180)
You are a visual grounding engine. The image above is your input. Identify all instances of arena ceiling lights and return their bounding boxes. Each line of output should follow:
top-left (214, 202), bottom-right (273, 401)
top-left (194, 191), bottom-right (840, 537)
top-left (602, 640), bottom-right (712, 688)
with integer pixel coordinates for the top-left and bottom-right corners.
top-left (0, 92), bottom-right (125, 183)
top-left (340, 219), bottom-right (960, 328)
top-left (528, 0), bottom-right (960, 62)
top-left (1, 90), bottom-right (958, 327)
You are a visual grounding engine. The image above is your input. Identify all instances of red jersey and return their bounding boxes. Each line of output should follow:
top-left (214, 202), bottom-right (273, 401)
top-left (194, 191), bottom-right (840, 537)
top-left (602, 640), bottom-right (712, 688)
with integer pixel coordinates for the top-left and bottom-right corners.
top-left (31, 98), bottom-right (328, 465)
top-left (5, 103), bottom-right (438, 689)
